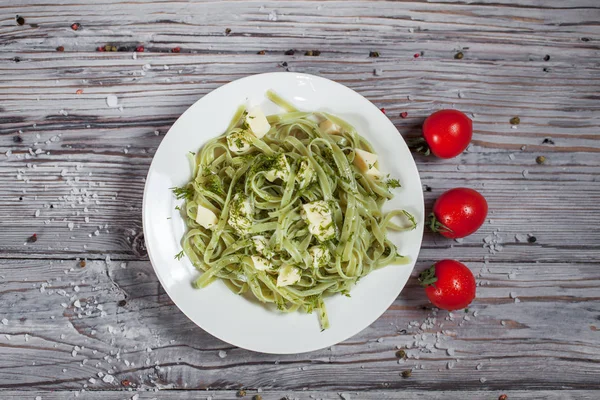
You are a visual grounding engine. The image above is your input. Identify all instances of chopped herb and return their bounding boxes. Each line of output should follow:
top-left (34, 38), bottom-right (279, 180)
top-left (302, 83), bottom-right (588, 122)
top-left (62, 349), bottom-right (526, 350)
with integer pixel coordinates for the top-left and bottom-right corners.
top-left (171, 186), bottom-right (194, 200)
top-left (237, 390), bottom-right (246, 397)
top-left (174, 205), bottom-right (181, 211)
top-left (225, 28), bottom-right (232, 35)
top-left (369, 51), bottom-right (380, 58)
top-left (253, 396), bottom-right (263, 400)
top-left (510, 116), bottom-right (520, 125)
top-left (464, 308), bottom-right (469, 313)
top-left (385, 178), bottom-right (401, 189)
top-left (305, 50), bottom-right (321, 56)
top-left (189, 151), bottom-right (196, 156)
top-left (174, 250), bottom-right (185, 260)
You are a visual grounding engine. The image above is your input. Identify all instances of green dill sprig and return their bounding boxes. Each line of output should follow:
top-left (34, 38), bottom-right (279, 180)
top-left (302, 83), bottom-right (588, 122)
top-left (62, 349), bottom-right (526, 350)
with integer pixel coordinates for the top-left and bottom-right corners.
top-left (174, 250), bottom-right (184, 260)
top-left (170, 185), bottom-right (194, 200)
top-left (385, 178), bottom-right (401, 189)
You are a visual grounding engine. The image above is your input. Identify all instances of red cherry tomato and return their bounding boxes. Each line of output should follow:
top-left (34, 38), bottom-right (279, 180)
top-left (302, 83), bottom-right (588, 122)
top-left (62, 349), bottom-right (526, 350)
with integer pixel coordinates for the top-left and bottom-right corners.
top-left (422, 109), bottom-right (472, 158)
top-left (419, 259), bottom-right (476, 311)
top-left (430, 187), bottom-right (487, 239)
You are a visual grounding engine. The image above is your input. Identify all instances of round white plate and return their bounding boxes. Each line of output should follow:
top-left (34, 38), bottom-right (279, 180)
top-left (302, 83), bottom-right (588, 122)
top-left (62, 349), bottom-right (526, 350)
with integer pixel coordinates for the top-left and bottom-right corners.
top-left (143, 72), bottom-right (424, 354)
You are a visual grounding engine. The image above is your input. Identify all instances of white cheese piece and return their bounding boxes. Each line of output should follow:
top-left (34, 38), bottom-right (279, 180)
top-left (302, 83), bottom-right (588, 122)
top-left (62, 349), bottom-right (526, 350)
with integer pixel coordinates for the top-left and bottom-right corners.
top-left (265, 154), bottom-right (290, 182)
top-left (353, 148), bottom-right (381, 179)
top-left (296, 158), bottom-right (316, 190)
top-left (245, 107), bottom-right (271, 138)
top-left (309, 245), bottom-right (330, 269)
top-left (195, 205), bottom-right (218, 229)
top-left (252, 235), bottom-right (274, 259)
top-left (301, 200), bottom-right (335, 242)
top-left (227, 193), bottom-right (253, 234)
top-left (319, 119), bottom-right (341, 135)
top-left (277, 265), bottom-right (301, 287)
top-left (251, 255), bottom-right (272, 271)
top-left (226, 131), bottom-right (251, 153)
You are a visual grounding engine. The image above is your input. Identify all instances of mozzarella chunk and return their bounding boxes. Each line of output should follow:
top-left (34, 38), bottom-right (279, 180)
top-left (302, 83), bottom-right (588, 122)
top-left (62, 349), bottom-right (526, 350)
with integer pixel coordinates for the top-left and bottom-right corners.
top-left (251, 255), bottom-right (272, 271)
top-left (353, 148), bottom-right (381, 179)
top-left (276, 265), bottom-right (301, 287)
top-left (308, 245), bottom-right (330, 269)
top-left (245, 107), bottom-right (271, 138)
top-left (296, 158), bottom-right (316, 190)
top-left (228, 193), bottom-right (253, 234)
top-left (195, 205), bottom-right (218, 229)
top-left (301, 200), bottom-right (335, 242)
top-left (226, 131), bottom-right (251, 153)
top-left (319, 119), bottom-right (341, 135)
top-left (265, 154), bottom-right (290, 182)
top-left (251, 235), bottom-right (274, 259)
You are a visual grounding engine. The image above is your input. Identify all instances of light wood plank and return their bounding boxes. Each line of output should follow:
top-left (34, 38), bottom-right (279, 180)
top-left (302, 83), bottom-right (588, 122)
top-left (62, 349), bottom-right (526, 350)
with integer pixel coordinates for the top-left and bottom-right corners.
top-left (0, 259), bottom-right (598, 390)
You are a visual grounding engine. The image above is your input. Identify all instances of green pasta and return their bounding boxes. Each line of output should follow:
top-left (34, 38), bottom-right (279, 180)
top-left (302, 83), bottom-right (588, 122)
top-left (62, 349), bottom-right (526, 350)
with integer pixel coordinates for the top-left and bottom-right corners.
top-left (173, 90), bottom-right (416, 330)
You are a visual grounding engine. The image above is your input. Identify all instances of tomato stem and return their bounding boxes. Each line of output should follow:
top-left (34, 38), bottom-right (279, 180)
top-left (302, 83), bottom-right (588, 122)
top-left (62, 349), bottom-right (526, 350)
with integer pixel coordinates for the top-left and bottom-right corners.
top-left (428, 213), bottom-right (453, 234)
top-left (406, 137), bottom-right (431, 156)
top-left (418, 265), bottom-right (438, 287)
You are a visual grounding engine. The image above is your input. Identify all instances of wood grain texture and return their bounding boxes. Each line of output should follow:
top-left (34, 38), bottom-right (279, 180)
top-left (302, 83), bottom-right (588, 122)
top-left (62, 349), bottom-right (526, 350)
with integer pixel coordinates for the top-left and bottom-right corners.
top-left (0, 0), bottom-right (599, 397)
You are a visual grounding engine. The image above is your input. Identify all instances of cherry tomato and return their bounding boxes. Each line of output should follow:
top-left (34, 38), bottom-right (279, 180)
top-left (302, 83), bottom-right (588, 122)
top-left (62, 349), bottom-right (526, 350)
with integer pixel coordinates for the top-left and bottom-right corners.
top-left (419, 259), bottom-right (476, 311)
top-left (430, 187), bottom-right (487, 239)
top-left (422, 109), bottom-right (472, 158)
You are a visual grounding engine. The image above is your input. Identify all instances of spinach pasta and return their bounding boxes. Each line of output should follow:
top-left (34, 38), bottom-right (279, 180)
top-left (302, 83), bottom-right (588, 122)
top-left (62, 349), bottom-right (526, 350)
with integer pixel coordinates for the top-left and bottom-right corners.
top-left (172, 91), bottom-right (416, 329)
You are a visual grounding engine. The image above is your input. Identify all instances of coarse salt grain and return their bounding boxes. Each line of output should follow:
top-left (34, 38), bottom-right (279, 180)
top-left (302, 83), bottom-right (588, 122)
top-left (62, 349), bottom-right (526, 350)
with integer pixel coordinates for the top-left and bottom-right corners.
top-left (106, 95), bottom-right (119, 108)
top-left (218, 350), bottom-right (227, 358)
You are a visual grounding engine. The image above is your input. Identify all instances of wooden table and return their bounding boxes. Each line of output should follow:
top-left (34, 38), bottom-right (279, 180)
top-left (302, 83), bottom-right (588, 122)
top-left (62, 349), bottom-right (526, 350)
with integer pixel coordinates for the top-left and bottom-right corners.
top-left (1, 1), bottom-right (599, 399)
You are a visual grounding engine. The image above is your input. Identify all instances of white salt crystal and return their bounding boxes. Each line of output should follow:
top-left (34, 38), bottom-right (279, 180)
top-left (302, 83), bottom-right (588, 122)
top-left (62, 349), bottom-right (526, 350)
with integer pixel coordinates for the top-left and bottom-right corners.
top-left (1, 318), bottom-right (7, 325)
top-left (102, 374), bottom-right (115, 383)
top-left (106, 95), bottom-right (119, 108)
top-left (218, 350), bottom-right (227, 358)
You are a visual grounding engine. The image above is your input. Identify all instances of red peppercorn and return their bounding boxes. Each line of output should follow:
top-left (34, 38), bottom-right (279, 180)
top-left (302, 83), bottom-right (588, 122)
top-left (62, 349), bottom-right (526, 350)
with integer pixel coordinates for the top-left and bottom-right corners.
top-left (97, 46), bottom-right (105, 52)
top-left (171, 46), bottom-right (181, 53)
top-left (413, 53), bottom-right (420, 58)
top-left (380, 108), bottom-right (386, 114)
top-left (400, 112), bottom-right (408, 118)
top-left (56, 46), bottom-right (64, 52)
top-left (499, 395), bottom-right (508, 400)
top-left (135, 45), bottom-right (144, 52)
top-left (71, 22), bottom-right (80, 31)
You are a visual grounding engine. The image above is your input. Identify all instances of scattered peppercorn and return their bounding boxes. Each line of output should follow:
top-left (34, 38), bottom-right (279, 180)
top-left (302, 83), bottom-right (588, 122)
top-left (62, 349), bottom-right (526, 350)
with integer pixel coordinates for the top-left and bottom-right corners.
top-left (70, 22), bottom-right (80, 31)
top-left (135, 45), bottom-right (144, 52)
top-left (284, 49), bottom-right (295, 55)
top-left (543, 54), bottom-right (550, 61)
top-left (281, 61), bottom-right (288, 67)
top-left (19, 196), bottom-right (23, 201)
top-left (237, 390), bottom-right (247, 397)
top-left (454, 51), bottom-right (464, 59)
top-left (536, 155), bottom-right (546, 164)
top-left (413, 53), bottom-right (420, 58)
top-left (423, 185), bottom-right (432, 192)
top-left (400, 111), bottom-right (408, 118)
top-left (16, 15), bottom-right (25, 25)
top-left (49, 204), bottom-right (53, 208)
top-left (253, 396), bottom-right (263, 400)
top-left (369, 51), bottom-right (380, 58)
top-left (13, 57), bottom-right (21, 63)
top-left (225, 28), bottom-right (232, 35)
top-left (395, 349), bottom-right (407, 359)
top-left (380, 108), bottom-right (386, 114)
top-left (257, 50), bottom-right (266, 55)
top-left (401, 369), bottom-right (412, 378)
top-left (171, 46), bottom-right (181, 53)
top-left (56, 46), bottom-right (65, 52)
top-left (543, 67), bottom-right (549, 72)
top-left (13, 135), bottom-right (23, 143)
top-left (528, 236), bottom-right (537, 243)
top-left (542, 138), bottom-right (555, 145)
top-left (509, 116), bottom-right (520, 125)
top-left (79, 260), bottom-right (86, 268)
top-left (121, 379), bottom-right (131, 386)
top-left (97, 46), bottom-right (105, 52)
top-left (581, 37), bottom-right (590, 42)
top-left (499, 395), bottom-right (508, 400)
top-left (27, 233), bottom-right (37, 243)
top-left (465, 308), bottom-right (469, 313)
top-left (118, 299), bottom-right (127, 307)
top-left (305, 50), bottom-right (320, 56)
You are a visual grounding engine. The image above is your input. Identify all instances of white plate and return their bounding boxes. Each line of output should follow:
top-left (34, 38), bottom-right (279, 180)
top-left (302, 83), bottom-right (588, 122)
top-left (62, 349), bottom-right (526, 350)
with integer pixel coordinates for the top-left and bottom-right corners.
top-left (143, 72), bottom-right (424, 354)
